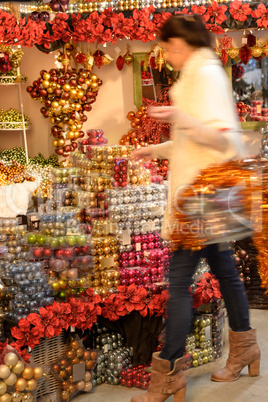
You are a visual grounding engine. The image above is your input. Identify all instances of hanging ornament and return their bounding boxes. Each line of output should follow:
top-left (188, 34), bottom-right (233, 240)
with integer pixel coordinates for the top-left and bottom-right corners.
top-left (150, 57), bottom-right (156, 70)
top-left (220, 50), bottom-right (228, 66)
top-left (61, 53), bottom-right (70, 73)
top-left (251, 46), bottom-right (262, 58)
top-left (123, 47), bottom-right (134, 66)
top-left (227, 47), bottom-right (239, 59)
top-left (246, 34), bottom-right (257, 48)
top-left (116, 55), bottom-right (125, 71)
top-left (239, 45), bottom-right (252, 65)
top-left (155, 49), bottom-right (165, 72)
top-left (93, 50), bottom-right (104, 69)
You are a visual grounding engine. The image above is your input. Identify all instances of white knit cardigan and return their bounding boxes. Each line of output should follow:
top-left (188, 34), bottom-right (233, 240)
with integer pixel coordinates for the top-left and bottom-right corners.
top-left (151, 47), bottom-right (247, 240)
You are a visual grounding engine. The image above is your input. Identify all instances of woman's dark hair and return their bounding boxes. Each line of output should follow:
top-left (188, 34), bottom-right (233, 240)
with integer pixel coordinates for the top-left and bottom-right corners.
top-left (159, 14), bottom-right (212, 48)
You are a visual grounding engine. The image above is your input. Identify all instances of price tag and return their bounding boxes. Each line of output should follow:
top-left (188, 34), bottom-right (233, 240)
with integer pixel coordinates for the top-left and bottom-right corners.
top-left (142, 221), bottom-right (155, 232)
top-left (122, 229), bottom-right (131, 245)
top-left (257, 104), bottom-right (262, 114)
top-left (101, 257), bottom-right (115, 268)
top-left (104, 344), bottom-right (109, 353)
top-left (136, 243), bottom-right (141, 251)
top-left (205, 325), bottom-right (211, 341)
top-left (73, 362), bottom-right (86, 382)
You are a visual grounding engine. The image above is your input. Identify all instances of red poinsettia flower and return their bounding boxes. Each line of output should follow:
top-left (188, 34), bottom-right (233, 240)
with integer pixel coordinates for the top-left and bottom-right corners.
top-left (191, 5), bottom-right (207, 16)
top-left (27, 308), bottom-right (60, 339)
top-left (205, 23), bottom-right (224, 34)
top-left (10, 341), bottom-right (31, 363)
top-left (50, 13), bottom-right (72, 43)
top-left (11, 318), bottom-right (43, 349)
top-left (230, 0), bottom-right (252, 22)
top-left (47, 301), bottom-right (72, 331)
top-left (86, 287), bottom-right (102, 305)
top-left (101, 293), bottom-right (121, 321)
top-left (174, 8), bottom-right (191, 16)
top-left (116, 284), bottom-right (148, 316)
top-left (131, 6), bottom-right (156, 42)
top-left (148, 290), bottom-right (169, 318)
top-left (0, 339), bottom-right (9, 355)
top-left (76, 302), bottom-right (101, 331)
top-left (68, 298), bottom-right (86, 327)
top-left (71, 14), bottom-right (88, 42)
top-left (102, 7), bottom-right (116, 28)
top-left (110, 12), bottom-right (133, 42)
top-left (191, 272), bottom-right (222, 308)
top-left (252, 3), bottom-right (268, 28)
top-left (205, 1), bottom-right (227, 25)
top-left (153, 11), bottom-right (172, 30)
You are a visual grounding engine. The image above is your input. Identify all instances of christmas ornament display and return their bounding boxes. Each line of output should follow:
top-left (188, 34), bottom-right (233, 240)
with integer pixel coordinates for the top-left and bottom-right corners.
top-left (52, 336), bottom-right (96, 401)
top-left (27, 66), bottom-right (102, 159)
top-left (0, 347), bottom-right (44, 401)
top-left (0, 163), bottom-right (34, 186)
top-left (120, 88), bottom-right (171, 147)
top-left (0, 45), bottom-right (26, 83)
top-left (0, 261), bottom-right (54, 322)
top-left (120, 365), bottom-right (151, 389)
top-left (0, 109), bottom-right (30, 130)
top-left (92, 324), bottom-right (131, 386)
top-left (0, 218), bottom-right (28, 262)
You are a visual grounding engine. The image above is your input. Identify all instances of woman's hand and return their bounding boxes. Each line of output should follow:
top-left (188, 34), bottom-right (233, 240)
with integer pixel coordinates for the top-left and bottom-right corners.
top-left (148, 106), bottom-right (178, 122)
top-left (131, 147), bottom-right (153, 163)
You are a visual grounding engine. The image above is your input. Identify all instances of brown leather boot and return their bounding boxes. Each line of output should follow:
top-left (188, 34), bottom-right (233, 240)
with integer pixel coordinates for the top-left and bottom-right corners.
top-left (130, 352), bottom-right (186, 402)
top-left (211, 328), bottom-right (260, 382)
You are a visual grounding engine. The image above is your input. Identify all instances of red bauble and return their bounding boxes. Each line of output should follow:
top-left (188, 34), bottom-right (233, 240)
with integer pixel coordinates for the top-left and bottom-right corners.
top-left (116, 55), bottom-right (125, 71)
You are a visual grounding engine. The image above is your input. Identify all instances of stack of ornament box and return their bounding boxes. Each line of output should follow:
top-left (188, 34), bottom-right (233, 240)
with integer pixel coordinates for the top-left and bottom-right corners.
top-left (26, 167), bottom-right (94, 301)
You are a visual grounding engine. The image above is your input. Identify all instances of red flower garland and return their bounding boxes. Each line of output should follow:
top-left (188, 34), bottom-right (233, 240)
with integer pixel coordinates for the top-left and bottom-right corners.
top-left (0, 2), bottom-right (266, 47)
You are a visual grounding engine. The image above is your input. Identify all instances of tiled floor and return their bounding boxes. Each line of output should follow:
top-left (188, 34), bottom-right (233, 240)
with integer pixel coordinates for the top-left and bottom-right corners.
top-left (73, 309), bottom-right (268, 402)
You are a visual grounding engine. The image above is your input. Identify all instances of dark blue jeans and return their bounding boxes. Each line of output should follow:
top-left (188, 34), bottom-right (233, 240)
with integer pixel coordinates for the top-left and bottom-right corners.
top-left (160, 243), bottom-right (250, 366)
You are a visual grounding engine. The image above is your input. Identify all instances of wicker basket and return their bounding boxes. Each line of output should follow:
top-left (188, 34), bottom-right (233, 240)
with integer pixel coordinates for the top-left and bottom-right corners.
top-left (31, 332), bottom-right (68, 402)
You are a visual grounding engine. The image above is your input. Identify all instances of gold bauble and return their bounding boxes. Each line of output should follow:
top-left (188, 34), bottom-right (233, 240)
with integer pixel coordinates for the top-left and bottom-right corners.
top-left (0, 393), bottom-right (12, 402)
top-left (43, 73), bottom-right (51, 80)
top-left (15, 378), bottom-right (27, 392)
top-left (21, 368), bottom-right (33, 380)
top-left (11, 393), bottom-right (21, 402)
top-left (42, 80), bottom-right (50, 89)
top-left (26, 379), bottom-right (37, 391)
top-left (123, 52), bottom-right (134, 65)
top-left (33, 367), bottom-right (44, 380)
top-left (22, 394), bottom-right (33, 401)
top-left (0, 366), bottom-right (10, 380)
top-left (227, 47), bottom-right (239, 58)
top-left (4, 353), bottom-right (18, 367)
top-left (51, 101), bottom-right (59, 109)
top-left (4, 373), bottom-right (17, 386)
top-left (90, 74), bottom-right (98, 82)
top-left (0, 382), bottom-right (7, 396)
top-left (251, 46), bottom-right (262, 58)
